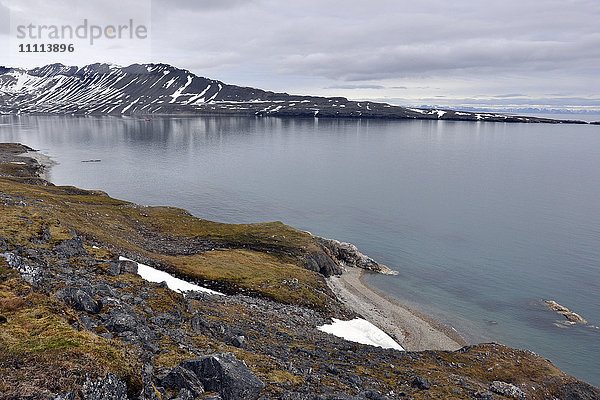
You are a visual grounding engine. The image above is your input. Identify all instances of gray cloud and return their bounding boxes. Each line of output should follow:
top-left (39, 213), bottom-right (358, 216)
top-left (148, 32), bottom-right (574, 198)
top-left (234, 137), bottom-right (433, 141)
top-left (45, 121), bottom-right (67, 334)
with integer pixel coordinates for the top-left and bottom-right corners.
top-left (326, 84), bottom-right (385, 89)
top-left (152, 0), bottom-right (259, 12)
top-left (2, 0), bottom-right (599, 110)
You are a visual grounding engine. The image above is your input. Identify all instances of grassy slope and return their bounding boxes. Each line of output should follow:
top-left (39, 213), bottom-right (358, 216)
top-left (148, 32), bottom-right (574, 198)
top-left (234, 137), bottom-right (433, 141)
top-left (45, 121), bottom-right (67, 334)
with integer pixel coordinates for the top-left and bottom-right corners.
top-left (0, 174), bottom-right (332, 309)
top-left (0, 259), bottom-right (142, 398)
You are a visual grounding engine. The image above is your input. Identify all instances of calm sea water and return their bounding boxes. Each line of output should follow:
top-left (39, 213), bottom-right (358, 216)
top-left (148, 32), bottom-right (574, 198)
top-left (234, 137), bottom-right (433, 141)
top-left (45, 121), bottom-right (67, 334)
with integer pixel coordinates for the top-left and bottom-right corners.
top-left (1, 115), bottom-right (598, 386)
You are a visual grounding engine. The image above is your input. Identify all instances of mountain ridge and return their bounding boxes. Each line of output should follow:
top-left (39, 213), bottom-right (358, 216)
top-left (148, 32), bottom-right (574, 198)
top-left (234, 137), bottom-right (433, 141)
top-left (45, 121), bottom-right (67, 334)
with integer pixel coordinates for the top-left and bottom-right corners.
top-left (0, 62), bottom-right (590, 124)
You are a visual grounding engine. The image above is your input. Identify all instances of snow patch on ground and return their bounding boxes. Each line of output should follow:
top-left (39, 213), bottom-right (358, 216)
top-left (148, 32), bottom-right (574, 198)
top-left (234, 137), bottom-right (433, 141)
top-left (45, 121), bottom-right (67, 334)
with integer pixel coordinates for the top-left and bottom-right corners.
top-left (319, 318), bottom-right (404, 350)
top-left (119, 256), bottom-right (224, 296)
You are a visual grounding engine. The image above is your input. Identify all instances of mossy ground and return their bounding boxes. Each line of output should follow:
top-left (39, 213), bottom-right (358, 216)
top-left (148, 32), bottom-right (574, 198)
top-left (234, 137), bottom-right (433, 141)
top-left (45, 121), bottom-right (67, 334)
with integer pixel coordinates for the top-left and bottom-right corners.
top-left (0, 174), bottom-right (332, 310)
top-left (0, 260), bottom-right (141, 398)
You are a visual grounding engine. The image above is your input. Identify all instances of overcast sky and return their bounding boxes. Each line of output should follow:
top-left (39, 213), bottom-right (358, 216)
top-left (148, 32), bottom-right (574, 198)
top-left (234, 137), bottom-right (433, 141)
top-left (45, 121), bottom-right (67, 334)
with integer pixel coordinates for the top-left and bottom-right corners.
top-left (1, 0), bottom-right (599, 112)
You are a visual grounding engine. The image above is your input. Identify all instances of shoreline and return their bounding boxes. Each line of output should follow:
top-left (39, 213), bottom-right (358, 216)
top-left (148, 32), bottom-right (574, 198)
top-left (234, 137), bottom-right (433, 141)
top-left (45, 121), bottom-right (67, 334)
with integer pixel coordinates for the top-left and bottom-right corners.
top-left (15, 144), bottom-right (466, 352)
top-left (18, 149), bottom-right (56, 181)
top-left (328, 266), bottom-right (468, 351)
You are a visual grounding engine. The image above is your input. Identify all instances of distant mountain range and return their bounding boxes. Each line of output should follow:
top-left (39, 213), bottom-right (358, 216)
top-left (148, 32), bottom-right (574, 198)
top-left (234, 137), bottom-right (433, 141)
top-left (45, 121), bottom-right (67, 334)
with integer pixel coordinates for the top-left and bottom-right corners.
top-left (0, 63), bottom-right (590, 124)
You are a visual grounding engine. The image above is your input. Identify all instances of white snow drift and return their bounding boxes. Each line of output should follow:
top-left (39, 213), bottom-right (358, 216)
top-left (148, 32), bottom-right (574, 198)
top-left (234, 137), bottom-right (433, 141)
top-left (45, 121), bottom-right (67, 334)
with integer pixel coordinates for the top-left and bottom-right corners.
top-left (119, 256), bottom-right (224, 296)
top-left (319, 318), bottom-right (404, 350)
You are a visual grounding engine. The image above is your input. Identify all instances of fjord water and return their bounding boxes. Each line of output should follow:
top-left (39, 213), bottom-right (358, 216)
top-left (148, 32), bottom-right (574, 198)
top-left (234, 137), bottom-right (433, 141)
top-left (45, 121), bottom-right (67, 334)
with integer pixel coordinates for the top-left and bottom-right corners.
top-left (1, 115), bottom-right (599, 386)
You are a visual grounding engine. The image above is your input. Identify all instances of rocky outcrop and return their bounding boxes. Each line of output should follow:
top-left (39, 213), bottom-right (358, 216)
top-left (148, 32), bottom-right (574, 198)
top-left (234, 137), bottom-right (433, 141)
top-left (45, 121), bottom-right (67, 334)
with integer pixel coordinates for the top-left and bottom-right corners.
top-left (55, 374), bottom-right (129, 400)
top-left (489, 381), bottom-right (526, 400)
top-left (317, 238), bottom-right (396, 275)
top-left (82, 373), bottom-right (129, 400)
top-left (55, 286), bottom-right (102, 314)
top-left (304, 249), bottom-right (343, 277)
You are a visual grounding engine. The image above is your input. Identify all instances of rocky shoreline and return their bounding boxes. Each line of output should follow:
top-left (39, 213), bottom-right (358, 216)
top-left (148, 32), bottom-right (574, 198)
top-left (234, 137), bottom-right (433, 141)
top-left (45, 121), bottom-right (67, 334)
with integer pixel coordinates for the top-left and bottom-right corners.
top-left (1, 143), bottom-right (599, 400)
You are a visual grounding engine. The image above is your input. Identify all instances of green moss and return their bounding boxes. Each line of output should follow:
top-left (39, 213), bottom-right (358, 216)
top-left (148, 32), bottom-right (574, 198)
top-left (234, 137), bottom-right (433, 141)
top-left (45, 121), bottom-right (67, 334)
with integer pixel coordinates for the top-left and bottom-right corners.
top-left (0, 264), bottom-right (141, 396)
top-left (0, 176), bottom-right (333, 309)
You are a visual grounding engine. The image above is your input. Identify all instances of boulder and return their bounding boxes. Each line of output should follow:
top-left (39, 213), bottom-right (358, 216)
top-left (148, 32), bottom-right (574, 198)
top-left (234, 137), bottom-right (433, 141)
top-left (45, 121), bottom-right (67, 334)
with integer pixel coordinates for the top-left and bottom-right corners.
top-left (489, 381), bottom-right (526, 400)
top-left (160, 365), bottom-right (205, 397)
top-left (119, 259), bottom-right (138, 274)
top-left (55, 237), bottom-right (88, 258)
top-left (104, 309), bottom-right (138, 333)
top-left (1, 251), bottom-right (44, 285)
top-left (56, 287), bottom-right (102, 314)
top-left (0, 235), bottom-right (8, 252)
top-left (81, 373), bottom-right (128, 400)
top-left (412, 376), bottom-right (431, 390)
top-left (180, 352), bottom-right (264, 400)
top-left (190, 314), bottom-right (212, 332)
top-left (93, 284), bottom-right (116, 297)
top-left (231, 335), bottom-right (246, 348)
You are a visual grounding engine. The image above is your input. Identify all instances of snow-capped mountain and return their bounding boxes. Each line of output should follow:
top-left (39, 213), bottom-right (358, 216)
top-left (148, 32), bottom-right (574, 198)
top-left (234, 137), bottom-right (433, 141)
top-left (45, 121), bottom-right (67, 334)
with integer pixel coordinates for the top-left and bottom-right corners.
top-left (0, 63), bottom-right (587, 123)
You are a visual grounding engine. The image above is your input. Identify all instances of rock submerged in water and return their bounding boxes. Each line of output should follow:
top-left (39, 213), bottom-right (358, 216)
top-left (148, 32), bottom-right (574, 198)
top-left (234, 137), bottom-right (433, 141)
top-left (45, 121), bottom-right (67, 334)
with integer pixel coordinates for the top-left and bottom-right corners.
top-left (544, 300), bottom-right (587, 324)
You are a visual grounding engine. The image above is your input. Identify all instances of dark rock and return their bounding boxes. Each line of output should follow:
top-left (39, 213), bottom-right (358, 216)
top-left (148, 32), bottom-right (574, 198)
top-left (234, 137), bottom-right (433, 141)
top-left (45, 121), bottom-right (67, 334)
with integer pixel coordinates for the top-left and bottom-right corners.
top-left (231, 335), bottom-right (246, 348)
top-left (151, 312), bottom-right (183, 326)
top-left (191, 314), bottom-right (212, 332)
top-left (119, 259), bottom-right (138, 274)
top-left (81, 373), bottom-right (128, 400)
top-left (173, 388), bottom-right (194, 400)
top-left (326, 365), bottom-right (340, 375)
top-left (180, 352), bottom-right (265, 400)
top-left (161, 365), bottom-right (205, 397)
top-left (304, 250), bottom-right (341, 277)
top-left (55, 237), bottom-right (88, 258)
top-left (489, 381), bottom-right (525, 400)
top-left (104, 309), bottom-right (138, 333)
top-left (477, 392), bottom-right (496, 399)
top-left (359, 389), bottom-right (388, 400)
top-left (93, 284), bottom-right (115, 297)
top-left (107, 263), bottom-right (121, 276)
top-left (79, 314), bottom-right (98, 331)
top-left (412, 376), bottom-right (431, 390)
top-left (347, 373), bottom-right (362, 387)
top-left (0, 235), bottom-right (8, 251)
top-left (56, 287), bottom-right (102, 314)
top-left (0, 315), bottom-right (7, 324)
